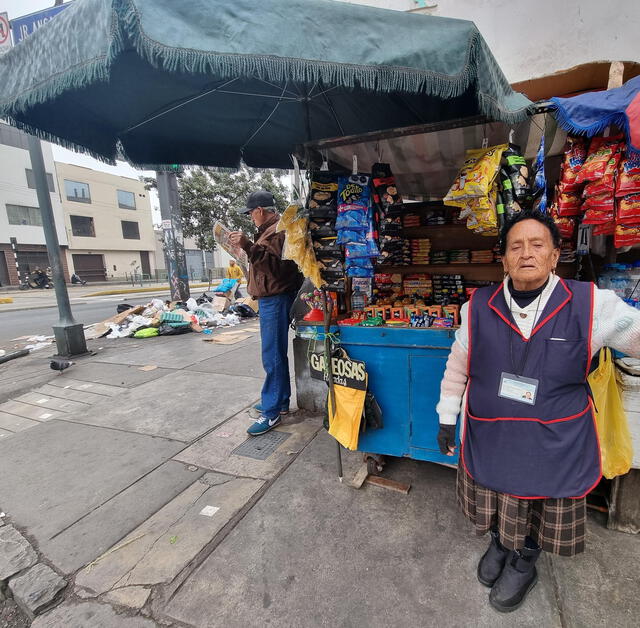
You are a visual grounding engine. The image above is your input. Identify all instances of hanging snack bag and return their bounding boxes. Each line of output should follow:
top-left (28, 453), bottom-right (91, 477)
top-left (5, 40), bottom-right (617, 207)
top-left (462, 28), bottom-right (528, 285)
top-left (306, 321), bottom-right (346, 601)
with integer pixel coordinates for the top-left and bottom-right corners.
top-left (335, 209), bottom-right (368, 231)
top-left (575, 136), bottom-right (623, 185)
top-left (583, 192), bottom-right (615, 211)
top-left (444, 144), bottom-right (507, 206)
top-left (308, 174), bottom-right (338, 209)
top-left (614, 224), bottom-right (640, 247)
top-left (559, 137), bottom-right (587, 192)
top-left (557, 187), bottom-right (582, 216)
top-left (500, 168), bottom-right (522, 217)
top-left (618, 193), bottom-right (640, 224)
top-left (502, 144), bottom-right (530, 201)
top-left (616, 152), bottom-right (640, 197)
top-left (338, 174), bottom-right (371, 209)
top-left (531, 133), bottom-right (548, 213)
top-left (592, 222), bottom-right (616, 236)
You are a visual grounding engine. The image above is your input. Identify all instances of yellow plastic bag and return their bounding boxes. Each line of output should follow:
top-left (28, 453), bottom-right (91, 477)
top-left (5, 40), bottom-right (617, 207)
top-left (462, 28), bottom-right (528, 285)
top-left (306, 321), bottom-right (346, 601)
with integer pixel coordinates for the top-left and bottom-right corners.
top-left (328, 380), bottom-right (367, 451)
top-left (588, 348), bottom-right (633, 479)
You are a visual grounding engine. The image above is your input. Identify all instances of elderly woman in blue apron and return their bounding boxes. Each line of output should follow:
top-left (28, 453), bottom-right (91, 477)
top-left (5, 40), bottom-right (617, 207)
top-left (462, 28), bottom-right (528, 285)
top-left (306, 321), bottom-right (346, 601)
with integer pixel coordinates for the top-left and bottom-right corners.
top-left (437, 209), bottom-right (640, 613)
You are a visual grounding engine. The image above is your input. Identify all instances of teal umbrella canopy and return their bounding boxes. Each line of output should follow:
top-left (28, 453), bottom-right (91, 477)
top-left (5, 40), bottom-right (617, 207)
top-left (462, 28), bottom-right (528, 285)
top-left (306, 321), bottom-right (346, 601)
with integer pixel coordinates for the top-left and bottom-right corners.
top-left (0, 0), bottom-right (532, 168)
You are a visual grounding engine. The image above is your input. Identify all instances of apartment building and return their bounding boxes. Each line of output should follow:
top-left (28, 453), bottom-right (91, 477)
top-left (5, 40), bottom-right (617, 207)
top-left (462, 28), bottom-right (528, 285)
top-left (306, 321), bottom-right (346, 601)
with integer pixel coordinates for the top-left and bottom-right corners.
top-left (0, 123), bottom-right (69, 287)
top-left (56, 163), bottom-right (157, 282)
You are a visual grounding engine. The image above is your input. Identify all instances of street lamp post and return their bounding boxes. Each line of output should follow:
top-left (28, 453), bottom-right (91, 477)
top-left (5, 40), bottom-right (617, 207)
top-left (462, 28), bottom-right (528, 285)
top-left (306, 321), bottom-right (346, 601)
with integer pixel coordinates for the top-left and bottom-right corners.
top-left (27, 134), bottom-right (87, 357)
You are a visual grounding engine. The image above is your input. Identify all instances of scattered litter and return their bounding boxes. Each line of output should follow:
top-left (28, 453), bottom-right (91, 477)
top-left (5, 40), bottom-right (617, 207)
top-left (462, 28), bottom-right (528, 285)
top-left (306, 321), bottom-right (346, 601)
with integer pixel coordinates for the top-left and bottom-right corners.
top-left (25, 342), bottom-right (53, 352)
top-left (0, 350), bottom-right (5, 357)
top-left (138, 365), bottom-right (158, 371)
top-left (36, 398), bottom-right (49, 404)
top-left (199, 506), bottom-right (220, 517)
top-left (205, 333), bottom-right (251, 345)
top-left (0, 349), bottom-right (30, 364)
top-left (287, 450), bottom-right (301, 456)
top-left (187, 465), bottom-right (199, 472)
top-left (39, 413), bottom-right (52, 419)
top-left (216, 432), bottom-right (231, 438)
top-left (0, 512), bottom-right (5, 518)
top-left (169, 535), bottom-right (178, 544)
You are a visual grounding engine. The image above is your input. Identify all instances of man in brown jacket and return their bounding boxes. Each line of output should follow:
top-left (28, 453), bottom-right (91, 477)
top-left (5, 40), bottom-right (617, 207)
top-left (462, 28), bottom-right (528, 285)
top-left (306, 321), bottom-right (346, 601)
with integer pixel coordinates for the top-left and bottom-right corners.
top-left (229, 190), bottom-right (303, 435)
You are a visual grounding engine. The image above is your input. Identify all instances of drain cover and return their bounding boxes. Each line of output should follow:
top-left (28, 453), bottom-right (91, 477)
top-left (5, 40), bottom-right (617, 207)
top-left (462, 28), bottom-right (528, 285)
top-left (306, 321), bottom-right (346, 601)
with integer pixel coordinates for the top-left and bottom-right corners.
top-left (231, 431), bottom-right (292, 460)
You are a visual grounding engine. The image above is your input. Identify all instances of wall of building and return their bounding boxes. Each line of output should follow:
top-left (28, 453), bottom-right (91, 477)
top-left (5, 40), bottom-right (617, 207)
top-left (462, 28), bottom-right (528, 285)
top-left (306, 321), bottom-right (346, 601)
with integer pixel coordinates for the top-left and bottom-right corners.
top-left (56, 163), bottom-right (157, 280)
top-left (0, 124), bottom-right (67, 247)
top-left (340, 0), bottom-right (640, 83)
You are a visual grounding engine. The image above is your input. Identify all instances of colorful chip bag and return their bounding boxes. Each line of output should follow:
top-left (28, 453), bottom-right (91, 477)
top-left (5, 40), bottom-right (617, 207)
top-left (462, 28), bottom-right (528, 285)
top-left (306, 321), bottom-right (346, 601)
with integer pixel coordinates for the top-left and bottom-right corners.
top-left (575, 136), bottom-right (623, 185)
top-left (559, 137), bottom-right (587, 192)
top-left (444, 144), bottom-right (507, 206)
top-left (614, 223), bottom-right (640, 248)
top-left (618, 193), bottom-right (640, 224)
top-left (616, 152), bottom-right (640, 197)
top-left (502, 144), bottom-right (530, 201)
top-left (338, 174), bottom-right (371, 208)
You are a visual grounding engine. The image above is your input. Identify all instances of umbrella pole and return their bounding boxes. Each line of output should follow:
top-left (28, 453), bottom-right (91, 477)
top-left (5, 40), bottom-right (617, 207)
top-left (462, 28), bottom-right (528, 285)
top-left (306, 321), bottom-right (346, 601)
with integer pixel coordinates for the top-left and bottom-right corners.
top-left (322, 288), bottom-right (342, 481)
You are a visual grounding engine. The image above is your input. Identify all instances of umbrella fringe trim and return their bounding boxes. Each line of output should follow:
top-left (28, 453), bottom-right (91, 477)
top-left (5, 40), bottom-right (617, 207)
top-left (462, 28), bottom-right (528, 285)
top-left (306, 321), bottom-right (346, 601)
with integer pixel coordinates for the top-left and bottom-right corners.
top-left (1, 115), bottom-right (117, 164)
top-left (550, 100), bottom-right (627, 137)
top-left (117, 0), bottom-right (523, 110)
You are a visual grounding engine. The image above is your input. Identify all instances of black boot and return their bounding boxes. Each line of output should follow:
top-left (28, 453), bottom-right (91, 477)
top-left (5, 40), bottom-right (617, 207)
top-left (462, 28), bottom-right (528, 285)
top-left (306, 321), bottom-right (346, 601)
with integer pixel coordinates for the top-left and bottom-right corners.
top-left (489, 545), bottom-right (541, 613)
top-left (477, 528), bottom-right (509, 587)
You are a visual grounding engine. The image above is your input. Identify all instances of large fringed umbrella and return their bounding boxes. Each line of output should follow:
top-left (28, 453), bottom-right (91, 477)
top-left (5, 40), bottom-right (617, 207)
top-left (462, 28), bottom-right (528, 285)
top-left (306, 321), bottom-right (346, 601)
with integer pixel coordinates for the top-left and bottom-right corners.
top-left (0, 0), bottom-right (532, 168)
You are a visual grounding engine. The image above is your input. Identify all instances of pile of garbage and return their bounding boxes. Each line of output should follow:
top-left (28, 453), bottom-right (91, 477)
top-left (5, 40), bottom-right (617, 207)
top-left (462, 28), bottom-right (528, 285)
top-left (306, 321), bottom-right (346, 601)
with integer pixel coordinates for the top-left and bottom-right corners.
top-left (88, 289), bottom-right (257, 341)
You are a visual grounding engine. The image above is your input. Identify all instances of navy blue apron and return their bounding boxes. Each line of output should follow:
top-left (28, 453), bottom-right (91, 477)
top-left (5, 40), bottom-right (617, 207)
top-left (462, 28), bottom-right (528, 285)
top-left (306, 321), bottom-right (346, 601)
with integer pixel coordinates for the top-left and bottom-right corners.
top-left (462, 279), bottom-right (601, 499)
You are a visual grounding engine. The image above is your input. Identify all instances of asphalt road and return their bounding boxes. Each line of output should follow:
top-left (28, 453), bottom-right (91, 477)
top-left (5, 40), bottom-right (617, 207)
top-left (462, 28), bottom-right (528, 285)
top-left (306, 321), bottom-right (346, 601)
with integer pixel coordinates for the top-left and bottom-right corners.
top-left (0, 295), bottom-right (167, 345)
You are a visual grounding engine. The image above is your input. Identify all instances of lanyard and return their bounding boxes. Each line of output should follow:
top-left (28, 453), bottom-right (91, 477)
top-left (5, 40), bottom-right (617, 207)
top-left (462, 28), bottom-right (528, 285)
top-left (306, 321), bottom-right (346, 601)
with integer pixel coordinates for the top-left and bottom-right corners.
top-left (508, 293), bottom-right (542, 377)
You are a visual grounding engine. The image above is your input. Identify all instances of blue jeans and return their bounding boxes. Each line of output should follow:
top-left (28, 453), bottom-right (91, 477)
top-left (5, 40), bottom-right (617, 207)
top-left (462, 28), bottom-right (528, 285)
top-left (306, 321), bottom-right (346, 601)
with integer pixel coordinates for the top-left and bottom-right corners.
top-left (258, 292), bottom-right (296, 419)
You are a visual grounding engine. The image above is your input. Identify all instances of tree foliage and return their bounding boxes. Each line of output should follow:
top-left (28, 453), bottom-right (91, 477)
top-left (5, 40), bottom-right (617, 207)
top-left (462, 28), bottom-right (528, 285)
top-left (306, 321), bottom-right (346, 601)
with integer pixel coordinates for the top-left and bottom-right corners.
top-left (177, 167), bottom-right (289, 251)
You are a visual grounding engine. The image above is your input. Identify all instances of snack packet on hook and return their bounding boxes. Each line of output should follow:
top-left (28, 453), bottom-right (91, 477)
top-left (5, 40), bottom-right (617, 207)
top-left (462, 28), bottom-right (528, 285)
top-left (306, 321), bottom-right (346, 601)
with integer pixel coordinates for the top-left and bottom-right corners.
top-left (338, 174), bottom-right (370, 208)
top-left (502, 144), bottom-right (530, 201)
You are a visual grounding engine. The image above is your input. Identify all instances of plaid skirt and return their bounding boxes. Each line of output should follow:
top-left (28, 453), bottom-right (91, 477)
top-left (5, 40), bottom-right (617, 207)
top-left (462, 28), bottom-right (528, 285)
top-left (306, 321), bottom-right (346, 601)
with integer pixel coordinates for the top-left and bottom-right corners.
top-left (457, 466), bottom-right (586, 557)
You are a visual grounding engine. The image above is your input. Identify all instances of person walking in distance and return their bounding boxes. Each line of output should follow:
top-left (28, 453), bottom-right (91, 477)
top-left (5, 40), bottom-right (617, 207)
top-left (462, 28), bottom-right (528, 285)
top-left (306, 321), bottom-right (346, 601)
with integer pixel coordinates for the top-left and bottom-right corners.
top-left (229, 190), bottom-right (303, 435)
top-left (225, 259), bottom-right (244, 299)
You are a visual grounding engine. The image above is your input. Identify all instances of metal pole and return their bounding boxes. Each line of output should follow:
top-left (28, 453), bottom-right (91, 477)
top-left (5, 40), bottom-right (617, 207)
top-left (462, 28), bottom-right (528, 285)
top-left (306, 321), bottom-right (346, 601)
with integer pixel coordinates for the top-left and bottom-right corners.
top-left (9, 237), bottom-right (22, 286)
top-left (156, 170), bottom-right (190, 301)
top-left (27, 135), bottom-right (87, 356)
top-left (322, 289), bottom-right (342, 481)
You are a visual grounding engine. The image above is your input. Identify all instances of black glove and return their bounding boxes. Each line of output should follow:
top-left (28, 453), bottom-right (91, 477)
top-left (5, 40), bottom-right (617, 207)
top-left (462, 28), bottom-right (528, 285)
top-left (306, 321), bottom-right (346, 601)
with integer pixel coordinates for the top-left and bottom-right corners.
top-left (437, 424), bottom-right (457, 455)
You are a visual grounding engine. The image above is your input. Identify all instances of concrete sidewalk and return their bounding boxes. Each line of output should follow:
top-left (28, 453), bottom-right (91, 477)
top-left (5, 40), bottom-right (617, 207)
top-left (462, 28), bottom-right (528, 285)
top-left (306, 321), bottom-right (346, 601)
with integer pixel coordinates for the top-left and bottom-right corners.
top-left (0, 328), bottom-right (638, 627)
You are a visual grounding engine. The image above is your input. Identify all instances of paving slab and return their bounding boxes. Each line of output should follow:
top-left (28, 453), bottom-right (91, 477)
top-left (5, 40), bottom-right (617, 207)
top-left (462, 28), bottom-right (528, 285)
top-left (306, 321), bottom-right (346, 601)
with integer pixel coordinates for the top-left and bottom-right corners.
top-left (0, 401), bottom-right (62, 422)
top-left (103, 586), bottom-right (151, 610)
top-left (174, 412), bottom-right (321, 480)
top-left (39, 461), bottom-right (205, 575)
top-left (8, 563), bottom-right (66, 620)
top-left (63, 371), bottom-right (262, 442)
top-left (50, 362), bottom-right (172, 388)
top-left (163, 432), bottom-right (562, 628)
top-left (14, 392), bottom-right (89, 413)
top-left (94, 333), bottom-right (255, 369)
top-left (75, 473), bottom-right (264, 596)
top-left (31, 601), bottom-right (156, 628)
top-left (0, 420), bottom-right (184, 560)
top-left (0, 526), bottom-right (37, 580)
top-left (187, 344), bottom-right (264, 378)
top-left (44, 378), bottom-right (123, 396)
top-left (0, 412), bottom-right (41, 432)
top-left (548, 519), bottom-right (640, 627)
top-left (34, 384), bottom-right (117, 405)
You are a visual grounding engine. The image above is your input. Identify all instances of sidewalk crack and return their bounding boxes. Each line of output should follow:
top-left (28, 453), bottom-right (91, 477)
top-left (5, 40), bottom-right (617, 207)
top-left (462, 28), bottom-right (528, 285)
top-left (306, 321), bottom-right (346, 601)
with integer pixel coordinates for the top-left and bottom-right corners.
top-left (113, 484), bottom-right (209, 589)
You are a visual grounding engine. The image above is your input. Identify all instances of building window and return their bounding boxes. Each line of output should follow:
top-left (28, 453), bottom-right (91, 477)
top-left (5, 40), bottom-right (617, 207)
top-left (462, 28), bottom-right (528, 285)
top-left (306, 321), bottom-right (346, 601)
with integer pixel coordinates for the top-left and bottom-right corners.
top-left (6, 204), bottom-right (43, 226)
top-left (117, 189), bottom-right (136, 210)
top-left (64, 179), bottom-right (91, 203)
top-left (121, 220), bottom-right (140, 240)
top-left (0, 123), bottom-right (30, 150)
top-left (25, 169), bottom-right (56, 193)
top-left (70, 215), bottom-right (96, 237)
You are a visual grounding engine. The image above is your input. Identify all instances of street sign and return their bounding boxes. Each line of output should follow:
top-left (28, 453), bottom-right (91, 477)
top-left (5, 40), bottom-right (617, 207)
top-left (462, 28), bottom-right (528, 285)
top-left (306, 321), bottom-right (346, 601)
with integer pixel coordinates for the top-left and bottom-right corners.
top-left (10, 3), bottom-right (71, 45)
top-left (161, 219), bottom-right (173, 230)
top-left (0, 12), bottom-right (11, 55)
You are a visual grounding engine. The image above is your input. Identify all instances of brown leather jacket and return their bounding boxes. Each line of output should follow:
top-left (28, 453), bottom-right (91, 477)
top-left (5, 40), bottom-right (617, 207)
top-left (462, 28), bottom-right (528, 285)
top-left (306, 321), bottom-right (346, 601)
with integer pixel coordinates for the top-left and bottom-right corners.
top-left (241, 214), bottom-right (303, 298)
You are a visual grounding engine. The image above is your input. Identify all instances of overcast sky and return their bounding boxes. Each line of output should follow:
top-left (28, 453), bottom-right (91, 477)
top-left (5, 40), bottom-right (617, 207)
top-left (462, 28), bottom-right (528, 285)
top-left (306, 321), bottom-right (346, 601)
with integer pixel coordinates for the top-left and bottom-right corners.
top-left (2, 0), bottom-right (161, 218)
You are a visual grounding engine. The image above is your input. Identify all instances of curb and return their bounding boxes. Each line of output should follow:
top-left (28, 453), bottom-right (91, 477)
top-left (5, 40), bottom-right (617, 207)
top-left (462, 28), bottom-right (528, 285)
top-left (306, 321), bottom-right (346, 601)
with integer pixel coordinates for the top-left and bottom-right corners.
top-left (0, 297), bottom-right (14, 304)
top-left (83, 283), bottom-right (211, 297)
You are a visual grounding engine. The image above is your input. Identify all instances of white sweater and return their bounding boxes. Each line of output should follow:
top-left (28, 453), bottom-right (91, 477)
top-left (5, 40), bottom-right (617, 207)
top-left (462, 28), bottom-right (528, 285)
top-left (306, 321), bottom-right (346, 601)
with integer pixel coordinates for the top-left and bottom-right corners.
top-left (437, 274), bottom-right (640, 425)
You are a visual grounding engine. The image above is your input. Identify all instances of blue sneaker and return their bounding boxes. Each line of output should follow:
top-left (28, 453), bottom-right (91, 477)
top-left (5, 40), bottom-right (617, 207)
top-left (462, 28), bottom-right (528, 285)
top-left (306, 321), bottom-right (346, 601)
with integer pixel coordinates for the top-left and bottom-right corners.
top-left (247, 414), bottom-right (281, 436)
top-left (249, 402), bottom-right (289, 419)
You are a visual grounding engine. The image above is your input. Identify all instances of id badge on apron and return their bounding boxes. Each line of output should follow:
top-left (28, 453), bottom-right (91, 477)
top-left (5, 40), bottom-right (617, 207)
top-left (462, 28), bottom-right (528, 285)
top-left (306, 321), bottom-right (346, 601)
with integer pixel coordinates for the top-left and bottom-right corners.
top-left (498, 372), bottom-right (539, 405)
